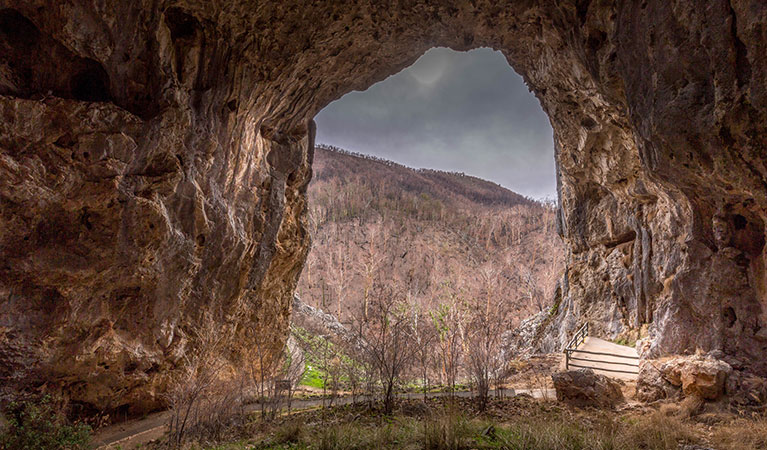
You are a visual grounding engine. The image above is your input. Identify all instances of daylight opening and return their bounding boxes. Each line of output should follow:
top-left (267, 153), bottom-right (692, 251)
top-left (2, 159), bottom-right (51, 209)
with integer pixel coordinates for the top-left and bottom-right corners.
top-left (293, 48), bottom-right (564, 403)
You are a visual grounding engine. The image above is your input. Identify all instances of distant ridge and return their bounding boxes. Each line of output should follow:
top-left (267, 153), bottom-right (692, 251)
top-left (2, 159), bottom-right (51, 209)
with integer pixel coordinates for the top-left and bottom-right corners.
top-left (314, 144), bottom-right (533, 209)
top-left (298, 143), bottom-right (564, 327)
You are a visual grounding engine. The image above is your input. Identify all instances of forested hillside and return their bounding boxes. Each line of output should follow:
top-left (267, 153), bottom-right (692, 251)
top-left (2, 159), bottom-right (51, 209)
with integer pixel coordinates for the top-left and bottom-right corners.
top-left (297, 145), bottom-right (564, 327)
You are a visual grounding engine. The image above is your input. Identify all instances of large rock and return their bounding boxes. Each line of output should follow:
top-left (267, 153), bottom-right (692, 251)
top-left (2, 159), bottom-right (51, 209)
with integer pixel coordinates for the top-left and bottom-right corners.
top-left (638, 354), bottom-right (733, 402)
top-left (662, 355), bottom-right (732, 400)
top-left (636, 359), bottom-right (679, 403)
top-left (1, 0), bottom-right (766, 414)
top-left (552, 369), bottom-right (625, 408)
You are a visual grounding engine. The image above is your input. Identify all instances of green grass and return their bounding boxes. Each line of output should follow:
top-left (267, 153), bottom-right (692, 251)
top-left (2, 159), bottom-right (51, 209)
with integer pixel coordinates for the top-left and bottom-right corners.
top-left (291, 326), bottom-right (364, 390)
top-left (300, 363), bottom-right (326, 389)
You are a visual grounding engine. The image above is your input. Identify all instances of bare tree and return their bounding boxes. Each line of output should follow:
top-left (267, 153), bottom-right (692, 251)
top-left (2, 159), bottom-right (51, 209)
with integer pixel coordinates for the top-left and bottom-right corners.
top-left (348, 283), bottom-right (415, 414)
top-left (430, 288), bottom-right (466, 397)
top-left (283, 335), bottom-right (307, 414)
top-left (327, 237), bottom-right (351, 320)
top-left (408, 301), bottom-right (436, 401)
top-left (166, 317), bottom-right (243, 448)
top-left (465, 294), bottom-right (509, 411)
top-left (359, 221), bottom-right (385, 322)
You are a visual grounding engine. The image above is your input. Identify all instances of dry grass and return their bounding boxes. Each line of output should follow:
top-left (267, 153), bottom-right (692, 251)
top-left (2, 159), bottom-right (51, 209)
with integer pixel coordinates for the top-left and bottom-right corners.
top-left (710, 415), bottom-right (767, 450)
top-left (200, 396), bottom-right (754, 450)
top-left (154, 393), bottom-right (767, 450)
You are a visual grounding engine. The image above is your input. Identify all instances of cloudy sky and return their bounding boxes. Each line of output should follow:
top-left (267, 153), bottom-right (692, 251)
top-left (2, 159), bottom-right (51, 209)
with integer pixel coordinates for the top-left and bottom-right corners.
top-left (315, 47), bottom-right (557, 200)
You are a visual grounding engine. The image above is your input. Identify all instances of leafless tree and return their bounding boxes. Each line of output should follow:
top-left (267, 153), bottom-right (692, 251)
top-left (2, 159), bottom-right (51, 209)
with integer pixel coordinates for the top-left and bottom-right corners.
top-left (465, 293), bottom-right (509, 411)
top-left (166, 317), bottom-right (243, 448)
top-left (430, 287), bottom-right (466, 397)
top-left (283, 335), bottom-right (307, 413)
top-left (348, 283), bottom-right (415, 414)
top-left (408, 301), bottom-right (436, 401)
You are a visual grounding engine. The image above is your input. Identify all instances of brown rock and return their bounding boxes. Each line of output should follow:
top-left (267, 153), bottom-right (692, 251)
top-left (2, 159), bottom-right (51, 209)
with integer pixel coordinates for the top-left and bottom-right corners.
top-left (552, 369), bottom-right (625, 408)
top-left (636, 359), bottom-right (678, 403)
top-left (661, 355), bottom-right (732, 400)
top-left (0, 0), bottom-right (766, 415)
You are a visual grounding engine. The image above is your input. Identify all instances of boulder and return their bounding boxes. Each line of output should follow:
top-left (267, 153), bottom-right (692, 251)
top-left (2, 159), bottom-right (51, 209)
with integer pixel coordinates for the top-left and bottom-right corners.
top-left (661, 355), bottom-right (732, 400)
top-left (636, 359), bottom-right (678, 402)
top-left (726, 371), bottom-right (767, 407)
top-left (552, 369), bottom-right (625, 408)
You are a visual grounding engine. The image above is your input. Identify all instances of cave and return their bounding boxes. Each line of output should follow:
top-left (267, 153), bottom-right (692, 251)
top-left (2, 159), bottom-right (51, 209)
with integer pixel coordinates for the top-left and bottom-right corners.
top-left (0, 0), bottom-right (766, 415)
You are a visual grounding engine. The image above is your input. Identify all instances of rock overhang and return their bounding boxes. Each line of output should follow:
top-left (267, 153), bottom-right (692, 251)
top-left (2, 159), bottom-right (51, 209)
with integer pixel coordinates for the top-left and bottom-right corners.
top-left (0, 0), bottom-right (765, 413)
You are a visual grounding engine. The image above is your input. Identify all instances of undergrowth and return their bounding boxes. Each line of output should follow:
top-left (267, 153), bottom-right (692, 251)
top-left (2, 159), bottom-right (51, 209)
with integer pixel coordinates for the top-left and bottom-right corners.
top-left (0, 395), bottom-right (92, 450)
top-left (198, 396), bottom-right (737, 450)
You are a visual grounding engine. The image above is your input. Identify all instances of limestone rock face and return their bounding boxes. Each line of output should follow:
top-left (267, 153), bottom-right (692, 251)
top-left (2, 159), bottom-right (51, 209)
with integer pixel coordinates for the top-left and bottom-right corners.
top-left (1, 0), bottom-right (766, 413)
top-left (552, 369), bottom-right (625, 408)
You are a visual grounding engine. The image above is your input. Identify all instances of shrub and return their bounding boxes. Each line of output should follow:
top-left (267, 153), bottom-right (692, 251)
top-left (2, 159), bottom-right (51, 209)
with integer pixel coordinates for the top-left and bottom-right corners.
top-left (0, 395), bottom-right (91, 450)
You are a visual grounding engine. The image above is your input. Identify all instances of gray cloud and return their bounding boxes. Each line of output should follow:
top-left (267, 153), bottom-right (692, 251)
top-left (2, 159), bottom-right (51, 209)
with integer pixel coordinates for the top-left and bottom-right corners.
top-left (315, 47), bottom-right (556, 200)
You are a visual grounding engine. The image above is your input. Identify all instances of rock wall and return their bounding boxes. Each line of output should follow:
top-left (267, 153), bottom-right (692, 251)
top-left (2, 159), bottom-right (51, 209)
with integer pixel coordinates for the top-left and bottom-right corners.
top-left (0, 0), bottom-right (765, 413)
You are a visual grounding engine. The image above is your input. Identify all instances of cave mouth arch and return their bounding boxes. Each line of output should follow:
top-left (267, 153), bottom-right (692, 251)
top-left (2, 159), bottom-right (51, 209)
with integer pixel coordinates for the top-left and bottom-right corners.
top-left (2, 1), bottom-right (765, 416)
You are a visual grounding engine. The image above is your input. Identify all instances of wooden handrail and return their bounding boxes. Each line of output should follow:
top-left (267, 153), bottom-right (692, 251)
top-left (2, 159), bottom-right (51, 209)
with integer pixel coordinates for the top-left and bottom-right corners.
top-left (564, 323), bottom-right (639, 376)
top-left (566, 349), bottom-right (639, 360)
top-left (567, 363), bottom-right (639, 375)
top-left (566, 356), bottom-right (639, 367)
top-left (564, 323), bottom-right (589, 353)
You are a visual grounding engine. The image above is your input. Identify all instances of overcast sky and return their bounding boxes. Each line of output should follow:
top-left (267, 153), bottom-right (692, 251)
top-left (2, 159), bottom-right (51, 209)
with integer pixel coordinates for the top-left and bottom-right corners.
top-left (314, 47), bottom-right (557, 200)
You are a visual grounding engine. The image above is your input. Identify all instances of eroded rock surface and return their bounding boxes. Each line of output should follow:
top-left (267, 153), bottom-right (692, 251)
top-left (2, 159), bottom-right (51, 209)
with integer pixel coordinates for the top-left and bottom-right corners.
top-left (1, 0), bottom-right (766, 413)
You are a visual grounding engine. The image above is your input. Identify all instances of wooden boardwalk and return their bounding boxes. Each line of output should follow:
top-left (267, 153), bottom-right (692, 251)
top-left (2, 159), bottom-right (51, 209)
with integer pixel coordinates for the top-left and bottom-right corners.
top-left (564, 324), bottom-right (639, 381)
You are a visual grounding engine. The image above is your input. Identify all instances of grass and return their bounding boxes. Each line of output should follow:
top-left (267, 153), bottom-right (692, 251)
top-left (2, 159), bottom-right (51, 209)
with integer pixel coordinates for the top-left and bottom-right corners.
top-left (154, 391), bottom-right (767, 450)
top-left (233, 411), bottom-right (700, 450)
top-left (190, 395), bottom-right (749, 450)
top-left (300, 364), bottom-right (326, 389)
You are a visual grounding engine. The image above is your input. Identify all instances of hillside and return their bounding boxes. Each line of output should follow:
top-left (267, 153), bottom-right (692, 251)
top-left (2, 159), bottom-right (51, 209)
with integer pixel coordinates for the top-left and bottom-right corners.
top-left (297, 145), bottom-right (565, 327)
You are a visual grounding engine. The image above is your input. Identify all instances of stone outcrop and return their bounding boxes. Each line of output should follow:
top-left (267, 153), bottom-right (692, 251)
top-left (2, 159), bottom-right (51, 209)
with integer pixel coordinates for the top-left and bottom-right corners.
top-left (663, 355), bottom-right (732, 400)
top-left (637, 354), bottom-right (732, 402)
top-left (1, 0), bottom-right (766, 413)
top-left (291, 294), bottom-right (359, 349)
top-left (552, 369), bottom-right (625, 408)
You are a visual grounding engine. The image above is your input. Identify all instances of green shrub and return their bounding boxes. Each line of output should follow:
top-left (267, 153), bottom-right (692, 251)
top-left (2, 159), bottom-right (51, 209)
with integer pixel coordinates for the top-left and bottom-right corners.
top-left (0, 395), bottom-right (91, 450)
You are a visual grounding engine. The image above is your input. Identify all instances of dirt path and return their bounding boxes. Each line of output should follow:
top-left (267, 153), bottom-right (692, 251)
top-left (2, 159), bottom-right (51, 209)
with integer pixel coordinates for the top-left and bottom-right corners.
top-left (569, 336), bottom-right (639, 381)
top-left (93, 388), bottom-right (554, 449)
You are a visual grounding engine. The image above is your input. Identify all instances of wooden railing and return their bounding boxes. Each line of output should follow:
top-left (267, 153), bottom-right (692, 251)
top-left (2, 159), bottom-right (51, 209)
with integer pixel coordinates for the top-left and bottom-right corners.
top-left (566, 323), bottom-right (589, 351)
top-left (564, 323), bottom-right (639, 376)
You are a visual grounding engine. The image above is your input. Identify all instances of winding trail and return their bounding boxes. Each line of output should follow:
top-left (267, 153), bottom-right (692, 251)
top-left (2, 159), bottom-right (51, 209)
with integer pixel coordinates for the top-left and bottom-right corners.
top-left (93, 388), bottom-right (554, 449)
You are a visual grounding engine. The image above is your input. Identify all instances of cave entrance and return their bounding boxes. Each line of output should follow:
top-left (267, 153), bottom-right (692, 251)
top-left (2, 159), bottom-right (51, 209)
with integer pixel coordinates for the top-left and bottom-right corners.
top-left (293, 47), bottom-right (565, 393)
top-left (294, 45), bottom-right (564, 344)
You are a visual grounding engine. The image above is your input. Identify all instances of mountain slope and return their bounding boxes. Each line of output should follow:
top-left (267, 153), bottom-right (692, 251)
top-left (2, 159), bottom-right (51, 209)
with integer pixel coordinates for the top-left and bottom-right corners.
top-left (297, 145), bottom-right (564, 326)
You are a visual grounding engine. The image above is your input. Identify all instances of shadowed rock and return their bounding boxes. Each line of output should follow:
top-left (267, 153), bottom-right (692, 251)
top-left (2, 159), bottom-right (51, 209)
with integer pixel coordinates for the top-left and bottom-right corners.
top-left (552, 369), bottom-right (625, 408)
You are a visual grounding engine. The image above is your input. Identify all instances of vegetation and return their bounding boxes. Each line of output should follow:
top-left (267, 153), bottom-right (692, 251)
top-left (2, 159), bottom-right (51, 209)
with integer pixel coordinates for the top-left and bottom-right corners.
top-left (167, 396), bottom-right (767, 450)
top-left (0, 395), bottom-right (91, 450)
top-left (299, 145), bottom-right (564, 328)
